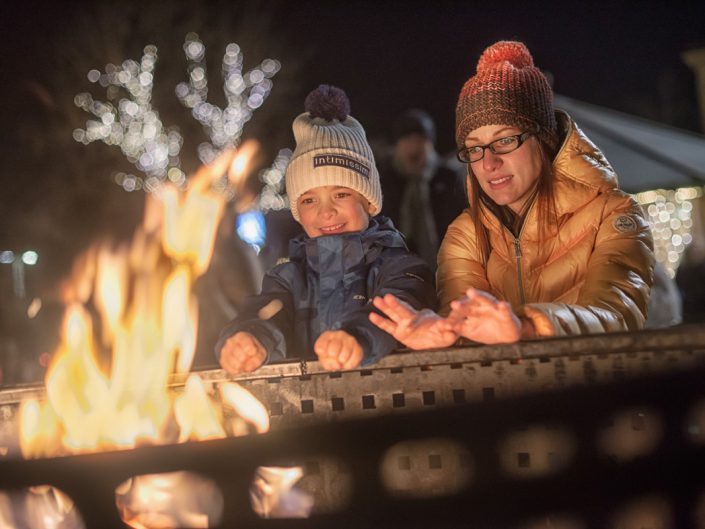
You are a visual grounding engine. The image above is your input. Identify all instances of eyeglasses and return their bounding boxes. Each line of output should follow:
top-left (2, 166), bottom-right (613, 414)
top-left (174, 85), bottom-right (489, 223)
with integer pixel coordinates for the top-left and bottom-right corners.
top-left (457, 131), bottom-right (533, 163)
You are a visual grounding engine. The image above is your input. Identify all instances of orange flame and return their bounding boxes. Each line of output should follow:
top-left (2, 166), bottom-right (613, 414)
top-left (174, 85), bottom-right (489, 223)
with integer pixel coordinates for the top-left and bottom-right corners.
top-left (19, 143), bottom-right (267, 459)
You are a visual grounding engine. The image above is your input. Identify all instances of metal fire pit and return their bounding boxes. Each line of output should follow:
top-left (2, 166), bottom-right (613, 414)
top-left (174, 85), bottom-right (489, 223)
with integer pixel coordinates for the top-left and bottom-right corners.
top-left (1, 324), bottom-right (705, 528)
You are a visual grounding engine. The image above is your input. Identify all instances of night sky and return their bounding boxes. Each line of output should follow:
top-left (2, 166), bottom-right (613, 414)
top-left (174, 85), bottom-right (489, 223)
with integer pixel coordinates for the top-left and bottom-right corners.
top-left (3, 0), bottom-right (705, 154)
top-left (274, 0), bottom-right (705, 151)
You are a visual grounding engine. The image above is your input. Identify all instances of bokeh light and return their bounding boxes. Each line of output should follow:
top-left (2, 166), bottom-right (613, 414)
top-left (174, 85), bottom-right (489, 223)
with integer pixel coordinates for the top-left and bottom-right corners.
top-left (635, 186), bottom-right (704, 277)
top-left (74, 45), bottom-right (183, 186)
top-left (74, 33), bottom-right (281, 208)
top-left (236, 210), bottom-right (267, 252)
top-left (21, 251), bottom-right (39, 266)
top-left (254, 149), bottom-right (291, 213)
top-left (175, 33), bottom-right (280, 164)
top-left (0, 250), bottom-right (15, 264)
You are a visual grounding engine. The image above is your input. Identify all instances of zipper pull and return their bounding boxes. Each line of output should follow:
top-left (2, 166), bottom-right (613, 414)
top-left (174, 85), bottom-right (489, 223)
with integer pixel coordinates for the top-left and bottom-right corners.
top-left (514, 238), bottom-right (522, 258)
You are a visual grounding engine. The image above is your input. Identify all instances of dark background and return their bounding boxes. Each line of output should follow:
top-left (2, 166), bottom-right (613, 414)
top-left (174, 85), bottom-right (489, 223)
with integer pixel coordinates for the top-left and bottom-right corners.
top-left (4, 1), bottom-right (705, 151)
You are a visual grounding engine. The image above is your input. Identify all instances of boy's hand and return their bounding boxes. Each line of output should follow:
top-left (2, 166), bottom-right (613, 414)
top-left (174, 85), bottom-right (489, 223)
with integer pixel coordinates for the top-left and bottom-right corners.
top-left (314, 330), bottom-right (363, 371)
top-left (219, 332), bottom-right (267, 374)
top-left (369, 294), bottom-right (458, 350)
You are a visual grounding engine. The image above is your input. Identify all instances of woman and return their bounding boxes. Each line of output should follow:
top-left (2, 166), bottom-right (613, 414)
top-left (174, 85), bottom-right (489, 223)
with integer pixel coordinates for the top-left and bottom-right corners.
top-left (369, 40), bottom-right (654, 347)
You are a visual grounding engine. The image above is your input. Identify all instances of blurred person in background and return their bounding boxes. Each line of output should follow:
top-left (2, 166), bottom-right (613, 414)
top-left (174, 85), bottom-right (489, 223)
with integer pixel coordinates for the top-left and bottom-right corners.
top-left (193, 204), bottom-right (264, 368)
top-left (644, 261), bottom-right (682, 328)
top-left (258, 209), bottom-right (304, 272)
top-left (377, 109), bottom-right (466, 271)
top-left (676, 243), bottom-right (705, 323)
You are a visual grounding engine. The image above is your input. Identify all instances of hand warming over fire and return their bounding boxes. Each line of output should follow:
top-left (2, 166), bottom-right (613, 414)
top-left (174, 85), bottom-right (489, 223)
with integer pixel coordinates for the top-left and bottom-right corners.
top-left (447, 288), bottom-right (524, 344)
top-left (219, 331), bottom-right (267, 374)
top-left (314, 330), bottom-right (363, 370)
top-left (369, 294), bottom-right (457, 350)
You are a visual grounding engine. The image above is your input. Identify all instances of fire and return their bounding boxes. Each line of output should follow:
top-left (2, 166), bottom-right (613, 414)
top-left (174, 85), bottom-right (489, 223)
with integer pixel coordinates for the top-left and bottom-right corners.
top-left (11, 140), bottom-right (313, 527)
top-left (18, 142), bottom-right (266, 458)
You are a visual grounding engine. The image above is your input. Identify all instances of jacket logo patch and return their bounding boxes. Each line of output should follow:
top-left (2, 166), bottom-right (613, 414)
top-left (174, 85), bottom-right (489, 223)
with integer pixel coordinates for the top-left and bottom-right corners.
top-left (353, 294), bottom-right (367, 301)
top-left (613, 215), bottom-right (637, 233)
top-left (313, 154), bottom-right (370, 178)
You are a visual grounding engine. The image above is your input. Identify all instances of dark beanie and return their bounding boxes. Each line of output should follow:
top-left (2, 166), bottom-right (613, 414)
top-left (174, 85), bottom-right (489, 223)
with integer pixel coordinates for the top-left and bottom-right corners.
top-left (393, 109), bottom-right (436, 144)
top-left (455, 41), bottom-right (558, 152)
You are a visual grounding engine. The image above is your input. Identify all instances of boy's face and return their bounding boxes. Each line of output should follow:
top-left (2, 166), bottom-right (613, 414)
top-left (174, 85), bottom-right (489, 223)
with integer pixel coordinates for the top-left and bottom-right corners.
top-left (297, 186), bottom-right (374, 238)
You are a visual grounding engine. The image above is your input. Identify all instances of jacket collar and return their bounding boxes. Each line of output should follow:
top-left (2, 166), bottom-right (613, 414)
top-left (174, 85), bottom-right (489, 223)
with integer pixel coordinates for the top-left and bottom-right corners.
top-left (289, 216), bottom-right (407, 273)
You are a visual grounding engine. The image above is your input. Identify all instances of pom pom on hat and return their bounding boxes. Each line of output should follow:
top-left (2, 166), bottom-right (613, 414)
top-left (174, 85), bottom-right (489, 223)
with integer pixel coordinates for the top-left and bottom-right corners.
top-left (477, 41), bottom-right (534, 72)
top-left (304, 84), bottom-right (351, 121)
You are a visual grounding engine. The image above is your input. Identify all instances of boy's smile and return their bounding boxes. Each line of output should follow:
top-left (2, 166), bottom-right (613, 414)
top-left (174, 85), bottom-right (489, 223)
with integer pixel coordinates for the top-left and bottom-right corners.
top-left (318, 222), bottom-right (347, 234)
top-left (297, 185), bottom-right (375, 238)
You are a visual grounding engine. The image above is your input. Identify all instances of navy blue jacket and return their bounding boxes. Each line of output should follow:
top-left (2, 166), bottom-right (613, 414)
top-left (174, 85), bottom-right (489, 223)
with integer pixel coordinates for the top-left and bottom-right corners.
top-left (215, 217), bottom-right (436, 366)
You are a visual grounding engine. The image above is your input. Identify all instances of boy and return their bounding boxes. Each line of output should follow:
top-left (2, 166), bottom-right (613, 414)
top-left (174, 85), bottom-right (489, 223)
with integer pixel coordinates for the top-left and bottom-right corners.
top-left (215, 85), bottom-right (436, 373)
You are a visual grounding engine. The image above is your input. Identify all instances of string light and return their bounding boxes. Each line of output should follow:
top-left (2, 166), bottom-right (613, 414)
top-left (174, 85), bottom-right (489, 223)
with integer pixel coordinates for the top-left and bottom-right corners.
top-left (175, 33), bottom-right (281, 165)
top-left (74, 34), bottom-right (282, 201)
top-left (252, 148), bottom-right (291, 213)
top-left (74, 45), bottom-right (183, 191)
top-left (232, 148), bottom-right (290, 249)
top-left (635, 186), bottom-right (704, 278)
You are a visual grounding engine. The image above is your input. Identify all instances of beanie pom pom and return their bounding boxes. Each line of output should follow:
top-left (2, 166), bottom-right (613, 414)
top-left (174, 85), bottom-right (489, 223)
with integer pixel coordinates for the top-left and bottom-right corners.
top-left (304, 84), bottom-right (350, 121)
top-left (477, 41), bottom-right (534, 72)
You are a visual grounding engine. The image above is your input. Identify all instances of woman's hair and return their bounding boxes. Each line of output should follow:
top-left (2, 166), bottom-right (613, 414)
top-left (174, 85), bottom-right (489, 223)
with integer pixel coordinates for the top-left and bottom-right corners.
top-left (467, 136), bottom-right (557, 264)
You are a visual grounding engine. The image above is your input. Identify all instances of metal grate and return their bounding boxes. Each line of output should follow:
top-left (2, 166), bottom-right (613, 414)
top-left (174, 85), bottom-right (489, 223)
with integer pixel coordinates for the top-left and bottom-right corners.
top-left (1, 324), bottom-right (705, 528)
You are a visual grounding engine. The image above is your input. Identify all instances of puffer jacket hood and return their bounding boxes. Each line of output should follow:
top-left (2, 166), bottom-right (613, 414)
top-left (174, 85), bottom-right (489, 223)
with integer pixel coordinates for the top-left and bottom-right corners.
top-left (550, 110), bottom-right (619, 214)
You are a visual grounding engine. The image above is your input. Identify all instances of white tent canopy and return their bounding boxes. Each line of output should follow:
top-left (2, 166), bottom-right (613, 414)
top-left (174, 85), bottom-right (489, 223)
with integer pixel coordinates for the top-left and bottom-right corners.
top-left (554, 95), bottom-right (705, 193)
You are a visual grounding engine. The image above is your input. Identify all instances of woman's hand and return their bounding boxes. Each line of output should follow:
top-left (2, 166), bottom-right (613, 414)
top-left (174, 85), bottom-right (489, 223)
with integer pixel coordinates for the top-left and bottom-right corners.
top-left (369, 294), bottom-right (458, 350)
top-left (448, 288), bottom-right (522, 344)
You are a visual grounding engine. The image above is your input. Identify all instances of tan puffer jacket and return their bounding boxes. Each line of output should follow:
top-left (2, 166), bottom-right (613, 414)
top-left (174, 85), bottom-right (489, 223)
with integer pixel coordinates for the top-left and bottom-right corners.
top-left (437, 111), bottom-right (654, 336)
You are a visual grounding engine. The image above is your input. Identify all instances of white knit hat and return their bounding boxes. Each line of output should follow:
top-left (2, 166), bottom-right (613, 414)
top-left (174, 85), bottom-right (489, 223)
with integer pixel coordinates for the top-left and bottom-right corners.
top-left (285, 85), bottom-right (382, 221)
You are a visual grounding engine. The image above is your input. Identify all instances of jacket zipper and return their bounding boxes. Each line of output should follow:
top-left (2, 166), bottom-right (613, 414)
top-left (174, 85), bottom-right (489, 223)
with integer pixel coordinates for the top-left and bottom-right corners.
top-left (514, 238), bottom-right (526, 305)
top-left (483, 194), bottom-right (536, 306)
top-left (513, 197), bottom-right (537, 306)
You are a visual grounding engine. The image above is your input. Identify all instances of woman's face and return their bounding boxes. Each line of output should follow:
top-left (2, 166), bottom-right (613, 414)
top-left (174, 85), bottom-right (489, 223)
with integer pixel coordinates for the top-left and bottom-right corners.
top-left (465, 124), bottom-right (543, 214)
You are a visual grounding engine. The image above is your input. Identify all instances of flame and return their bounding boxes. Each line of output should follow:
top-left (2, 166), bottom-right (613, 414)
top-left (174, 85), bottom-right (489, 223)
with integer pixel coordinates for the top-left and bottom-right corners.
top-left (228, 139), bottom-right (258, 189)
top-left (174, 375), bottom-right (226, 443)
top-left (19, 143), bottom-right (267, 459)
top-left (94, 243), bottom-right (128, 346)
top-left (220, 382), bottom-right (270, 434)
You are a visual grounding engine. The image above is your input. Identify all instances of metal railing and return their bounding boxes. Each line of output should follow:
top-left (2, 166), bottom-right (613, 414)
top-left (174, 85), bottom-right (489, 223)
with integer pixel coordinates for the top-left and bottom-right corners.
top-left (1, 324), bottom-right (704, 528)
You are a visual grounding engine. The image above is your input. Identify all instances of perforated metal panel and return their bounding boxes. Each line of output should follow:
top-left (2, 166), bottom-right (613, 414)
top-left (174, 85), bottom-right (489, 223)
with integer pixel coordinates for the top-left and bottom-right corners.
top-left (1, 325), bottom-right (705, 528)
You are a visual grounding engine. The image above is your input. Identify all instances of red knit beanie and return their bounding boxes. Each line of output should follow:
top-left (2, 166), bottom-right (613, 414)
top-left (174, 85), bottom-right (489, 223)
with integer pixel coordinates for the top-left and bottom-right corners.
top-left (455, 41), bottom-right (558, 153)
